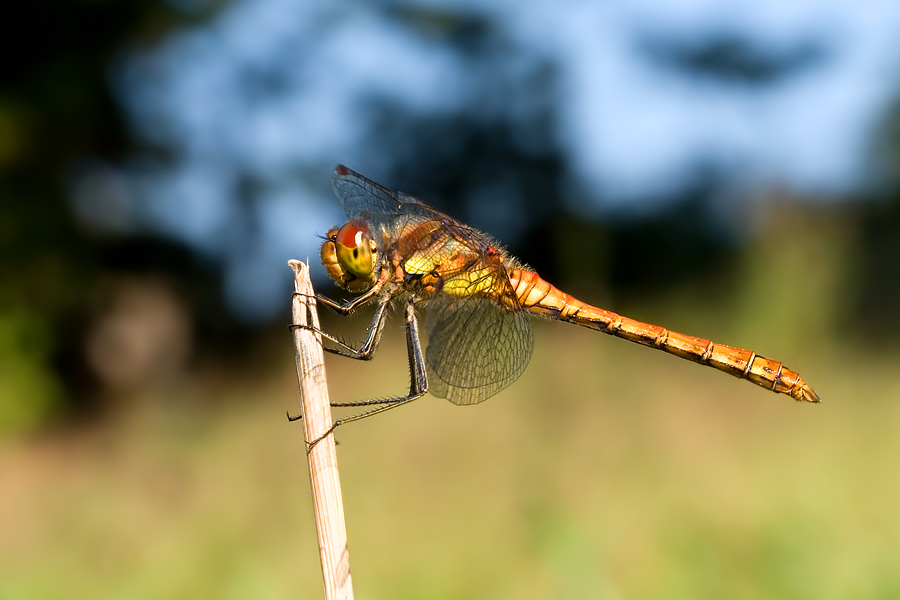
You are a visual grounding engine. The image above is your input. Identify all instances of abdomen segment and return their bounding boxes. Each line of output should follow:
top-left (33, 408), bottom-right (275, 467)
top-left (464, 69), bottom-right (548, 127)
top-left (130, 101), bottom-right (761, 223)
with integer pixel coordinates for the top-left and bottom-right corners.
top-left (509, 270), bottom-right (820, 403)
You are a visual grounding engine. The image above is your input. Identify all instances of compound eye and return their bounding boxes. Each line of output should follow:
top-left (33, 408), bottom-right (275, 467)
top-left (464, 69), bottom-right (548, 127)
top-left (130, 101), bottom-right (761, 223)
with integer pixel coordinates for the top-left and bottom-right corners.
top-left (334, 219), bottom-right (375, 278)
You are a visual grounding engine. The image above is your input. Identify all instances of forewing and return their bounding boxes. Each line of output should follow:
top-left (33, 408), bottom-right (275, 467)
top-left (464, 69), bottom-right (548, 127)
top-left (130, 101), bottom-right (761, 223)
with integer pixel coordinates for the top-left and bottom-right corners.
top-left (425, 280), bottom-right (534, 406)
top-left (332, 165), bottom-right (442, 230)
top-left (332, 165), bottom-right (510, 276)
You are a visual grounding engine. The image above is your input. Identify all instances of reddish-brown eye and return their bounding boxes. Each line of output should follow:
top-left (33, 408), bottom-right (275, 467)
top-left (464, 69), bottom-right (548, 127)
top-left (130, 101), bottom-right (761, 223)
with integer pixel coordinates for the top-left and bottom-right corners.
top-left (334, 219), bottom-right (375, 278)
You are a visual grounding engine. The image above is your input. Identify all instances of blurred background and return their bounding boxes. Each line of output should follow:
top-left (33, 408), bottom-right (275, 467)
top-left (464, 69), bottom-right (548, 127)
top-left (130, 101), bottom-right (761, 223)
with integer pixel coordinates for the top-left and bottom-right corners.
top-left (2, 0), bottom-right (899, 597)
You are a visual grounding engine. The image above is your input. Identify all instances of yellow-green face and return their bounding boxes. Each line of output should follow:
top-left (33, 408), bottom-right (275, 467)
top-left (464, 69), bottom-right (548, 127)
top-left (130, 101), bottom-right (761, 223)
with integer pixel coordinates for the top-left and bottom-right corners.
top-left (321, 219), bottom-right (379, 292)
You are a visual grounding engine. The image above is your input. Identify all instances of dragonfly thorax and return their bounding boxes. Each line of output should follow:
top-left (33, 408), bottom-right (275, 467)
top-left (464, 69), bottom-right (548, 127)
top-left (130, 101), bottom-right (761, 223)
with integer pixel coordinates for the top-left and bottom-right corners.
top-left (321, 219), bottom-right (380, 292)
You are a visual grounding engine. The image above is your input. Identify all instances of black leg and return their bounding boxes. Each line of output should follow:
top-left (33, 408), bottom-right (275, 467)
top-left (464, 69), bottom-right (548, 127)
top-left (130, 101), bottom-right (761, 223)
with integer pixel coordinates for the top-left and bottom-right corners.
top-left (306, 298), bottom-right (429, 450)
top-left (291, 294), bottom-right (391, 360)
top-left (287, 287), bottom-right (389, 423)
top-left (291, 280), bottom-right (381, 316)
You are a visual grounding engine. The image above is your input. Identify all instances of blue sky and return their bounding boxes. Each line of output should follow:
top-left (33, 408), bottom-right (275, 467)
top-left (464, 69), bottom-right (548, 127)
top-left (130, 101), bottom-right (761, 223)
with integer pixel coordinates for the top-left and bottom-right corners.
top-left (71, 0), bottom-right (900, 318)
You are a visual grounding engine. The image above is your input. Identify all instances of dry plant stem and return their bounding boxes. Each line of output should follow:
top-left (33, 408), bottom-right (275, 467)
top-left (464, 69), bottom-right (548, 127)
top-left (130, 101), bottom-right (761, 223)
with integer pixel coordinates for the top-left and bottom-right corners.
top-left (289, 259), bottom-right (354, 600)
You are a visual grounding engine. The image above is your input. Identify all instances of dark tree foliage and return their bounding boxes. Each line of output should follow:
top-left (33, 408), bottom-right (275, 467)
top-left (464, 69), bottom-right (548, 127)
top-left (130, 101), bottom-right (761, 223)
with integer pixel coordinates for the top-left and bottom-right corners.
top-left (0, 0), bottom-right (242, 420)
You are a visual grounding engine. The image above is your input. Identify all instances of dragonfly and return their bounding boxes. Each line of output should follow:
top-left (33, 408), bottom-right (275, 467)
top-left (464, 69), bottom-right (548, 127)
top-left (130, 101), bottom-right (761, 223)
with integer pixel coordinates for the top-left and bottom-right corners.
top-left (298, 165), bottom-right (819, 440)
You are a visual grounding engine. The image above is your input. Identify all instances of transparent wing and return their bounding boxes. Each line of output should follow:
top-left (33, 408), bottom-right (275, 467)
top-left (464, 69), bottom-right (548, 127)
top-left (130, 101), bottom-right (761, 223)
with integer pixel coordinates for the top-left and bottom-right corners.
top-left (332, 165), bottom-right (509, 269)
top-left (332, 165), bottom-right (441, 230)
top-left (425, 278), bottom-right (534, 406)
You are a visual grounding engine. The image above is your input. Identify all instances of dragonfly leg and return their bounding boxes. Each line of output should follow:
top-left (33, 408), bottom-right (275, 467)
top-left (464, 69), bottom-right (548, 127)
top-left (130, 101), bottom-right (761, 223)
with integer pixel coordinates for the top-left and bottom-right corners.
top-left (291, 293), bottom-right (391, 360)
top-left (306, 298), bottom-right (429, 450)
top-left (314, 293), bottom-right (372, 315)
top-left (287, 294), bottom-right (391, 422)
top-left (297, 270), bottom-right (386, 316)
top-left (290, 292), bottom-right (368, 316)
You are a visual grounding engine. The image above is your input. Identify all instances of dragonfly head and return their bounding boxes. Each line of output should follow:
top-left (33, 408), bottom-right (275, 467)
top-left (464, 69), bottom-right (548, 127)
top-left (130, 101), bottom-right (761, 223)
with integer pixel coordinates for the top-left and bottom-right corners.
top-left (321, 219), bottom-right (379, 292)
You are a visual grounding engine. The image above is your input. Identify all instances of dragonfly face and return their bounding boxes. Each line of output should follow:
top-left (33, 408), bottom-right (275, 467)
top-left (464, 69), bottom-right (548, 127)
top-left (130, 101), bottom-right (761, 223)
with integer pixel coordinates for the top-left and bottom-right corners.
top-left (321, 218), bottom-right (380, 293)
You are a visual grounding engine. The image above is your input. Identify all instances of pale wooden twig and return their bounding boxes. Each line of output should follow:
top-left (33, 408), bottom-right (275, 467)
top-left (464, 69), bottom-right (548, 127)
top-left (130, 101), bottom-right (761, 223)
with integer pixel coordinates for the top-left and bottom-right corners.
top-left (289, 259), bottom-right (354, 600)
